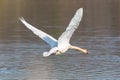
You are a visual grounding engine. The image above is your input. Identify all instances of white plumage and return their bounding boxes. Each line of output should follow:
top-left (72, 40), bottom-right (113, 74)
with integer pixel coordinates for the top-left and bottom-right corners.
top-left (19, 8), bottom-right (88, 57)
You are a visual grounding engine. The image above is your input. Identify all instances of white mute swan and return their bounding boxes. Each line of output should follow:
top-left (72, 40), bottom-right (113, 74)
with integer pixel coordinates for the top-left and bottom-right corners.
top-left (19, 8), bottom-right (88, 57)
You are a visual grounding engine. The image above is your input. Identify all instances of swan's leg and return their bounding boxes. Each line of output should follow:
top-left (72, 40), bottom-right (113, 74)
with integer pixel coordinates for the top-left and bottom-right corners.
top-left (70, 45), bottom-right (88, 54)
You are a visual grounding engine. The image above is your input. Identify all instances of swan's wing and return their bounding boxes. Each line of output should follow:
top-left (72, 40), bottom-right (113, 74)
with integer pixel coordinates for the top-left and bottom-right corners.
top-left (19, 17), bottom-right (58, 48)
top-left (58, 8), bottom-right (83, 43)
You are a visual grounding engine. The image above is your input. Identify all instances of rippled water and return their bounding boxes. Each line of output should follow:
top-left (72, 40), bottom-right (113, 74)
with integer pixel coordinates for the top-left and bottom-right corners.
top-left (0, 0), bottom-right (120, 80)
top-left (0, 36), bottom-right (120, 80)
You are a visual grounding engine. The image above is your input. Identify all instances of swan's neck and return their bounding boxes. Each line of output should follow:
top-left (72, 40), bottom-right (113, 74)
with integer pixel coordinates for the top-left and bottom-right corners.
top-left (70, 45), bottom-right (88, 54)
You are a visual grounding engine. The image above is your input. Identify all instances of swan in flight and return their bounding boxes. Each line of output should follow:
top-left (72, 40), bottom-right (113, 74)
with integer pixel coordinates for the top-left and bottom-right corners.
top-left (19, 8), bottom-right (88, 57)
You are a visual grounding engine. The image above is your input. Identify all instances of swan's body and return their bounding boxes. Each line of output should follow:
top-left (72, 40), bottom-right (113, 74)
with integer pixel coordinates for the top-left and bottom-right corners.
top-left (19, 8), bottom-right (88, 57)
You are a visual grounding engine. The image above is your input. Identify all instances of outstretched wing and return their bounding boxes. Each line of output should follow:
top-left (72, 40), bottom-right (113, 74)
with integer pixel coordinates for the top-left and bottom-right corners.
top-left (58, 8), bottom-right (83, 43)
top-left (19, 17), bottom-right (58, 48)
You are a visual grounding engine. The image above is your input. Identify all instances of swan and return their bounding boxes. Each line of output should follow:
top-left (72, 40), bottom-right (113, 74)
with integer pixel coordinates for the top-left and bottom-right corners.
top-left (19, 8), bottom-right (88, 57)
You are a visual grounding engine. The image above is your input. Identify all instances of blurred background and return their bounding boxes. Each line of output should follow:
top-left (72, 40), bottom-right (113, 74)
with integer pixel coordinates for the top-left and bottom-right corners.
top-left (0, 0), bottom-right (120, 80)
top-left (0, 0), bottom-right (120, 43)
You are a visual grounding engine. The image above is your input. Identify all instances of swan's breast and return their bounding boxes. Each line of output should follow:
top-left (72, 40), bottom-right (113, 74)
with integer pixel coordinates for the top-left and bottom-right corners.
top-left (58, 44), bottom-right (69, 53)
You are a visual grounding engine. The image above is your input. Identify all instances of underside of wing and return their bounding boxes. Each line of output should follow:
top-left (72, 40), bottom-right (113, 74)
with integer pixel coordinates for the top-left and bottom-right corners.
top-left (19, 17), bottom-right (58, 48)
top-left (58, 8), bottom-right (83, 43)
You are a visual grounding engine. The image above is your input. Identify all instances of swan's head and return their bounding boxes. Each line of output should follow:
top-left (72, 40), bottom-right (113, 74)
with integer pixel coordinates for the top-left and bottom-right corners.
top-left (43, 52), bottom-right (49, 57)
top-left (43, 47), bottom-right (60, 57)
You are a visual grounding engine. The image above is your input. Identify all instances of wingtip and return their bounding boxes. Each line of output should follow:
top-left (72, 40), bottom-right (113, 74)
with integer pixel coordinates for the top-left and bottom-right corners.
top-left (78, 8), bottom-right (83, 10)
top-left (77, 8), bottom-right (83, 13)
top-left (75, 8), bottom-right (83, 17)
top-left (18, 17), bottom-right (25, 21)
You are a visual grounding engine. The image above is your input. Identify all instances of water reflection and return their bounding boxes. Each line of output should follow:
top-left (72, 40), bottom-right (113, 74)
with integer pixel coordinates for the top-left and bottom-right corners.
top-left (0, 0), bottom-right (120, 80)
